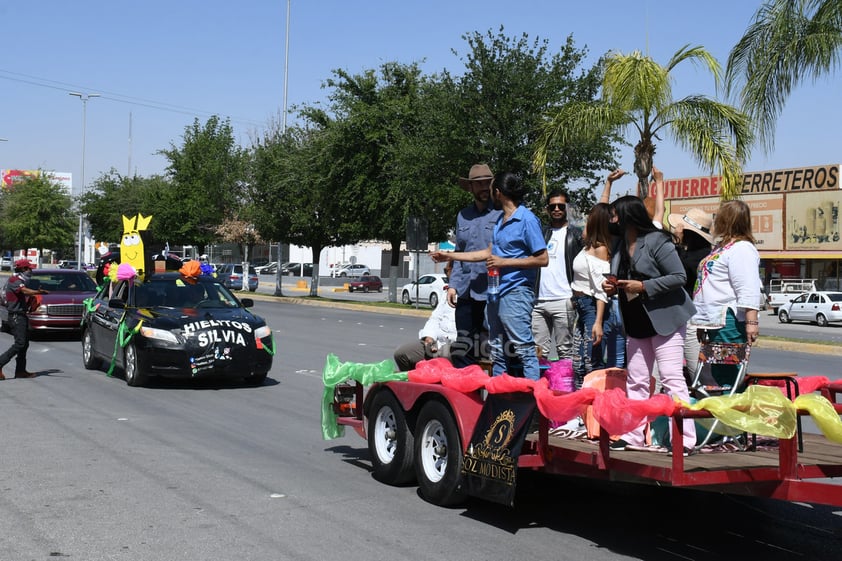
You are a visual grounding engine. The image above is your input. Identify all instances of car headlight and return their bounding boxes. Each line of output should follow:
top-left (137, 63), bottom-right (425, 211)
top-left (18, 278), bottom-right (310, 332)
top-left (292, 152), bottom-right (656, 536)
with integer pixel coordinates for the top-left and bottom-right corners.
top-left (34, 305), bottom-right (47, 314)
top-left (140, 326), bottom-right (181, 344)
top-left (254, 325), bottom-right (271, 339)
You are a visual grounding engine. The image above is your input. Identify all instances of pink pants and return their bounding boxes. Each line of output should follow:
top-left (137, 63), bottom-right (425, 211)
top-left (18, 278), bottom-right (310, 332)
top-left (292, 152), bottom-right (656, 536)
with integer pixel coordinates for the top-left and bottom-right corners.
top-left (623, 327), bottom-right (696, 450)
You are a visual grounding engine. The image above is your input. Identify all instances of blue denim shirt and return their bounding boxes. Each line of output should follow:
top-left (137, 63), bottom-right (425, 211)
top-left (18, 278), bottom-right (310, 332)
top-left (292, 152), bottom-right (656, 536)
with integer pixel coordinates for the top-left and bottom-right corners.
top-left (493, 205), bottom-right (547, 296)
top-left (449, 203), bottom-right (502, 300)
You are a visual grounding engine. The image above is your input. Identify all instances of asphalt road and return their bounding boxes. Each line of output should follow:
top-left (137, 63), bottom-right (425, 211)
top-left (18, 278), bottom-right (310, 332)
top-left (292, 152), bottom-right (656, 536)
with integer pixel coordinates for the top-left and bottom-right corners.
top-left (0, 299), bottom-right (840, 561)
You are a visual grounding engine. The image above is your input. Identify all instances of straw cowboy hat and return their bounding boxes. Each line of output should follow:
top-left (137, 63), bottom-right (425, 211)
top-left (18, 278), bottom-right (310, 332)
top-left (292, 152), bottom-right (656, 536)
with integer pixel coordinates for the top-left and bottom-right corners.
top-left (457, 164), bottom-right (494, 191)
top-left (667, 208), bottom-right (714, 244)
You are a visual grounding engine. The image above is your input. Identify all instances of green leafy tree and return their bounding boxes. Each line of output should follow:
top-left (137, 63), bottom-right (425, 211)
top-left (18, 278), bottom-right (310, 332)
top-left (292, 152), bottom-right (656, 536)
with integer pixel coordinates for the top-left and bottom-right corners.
top-left (534, 46), bottom-right (754, 201)
top-left (80, 169), bottom-right (172, 244)
top-left (249, 122), bottom-right (357, 296)
top-left (726, 0), bottom-right (842, 152)
top-left (304, 62), bottom-right (451, 298)
top-left (157, 116), bottom-right (245, 253)
top-left (445, 28), bottom-right (619, 211)
top-left (0, 173), bottom-right (75, 251)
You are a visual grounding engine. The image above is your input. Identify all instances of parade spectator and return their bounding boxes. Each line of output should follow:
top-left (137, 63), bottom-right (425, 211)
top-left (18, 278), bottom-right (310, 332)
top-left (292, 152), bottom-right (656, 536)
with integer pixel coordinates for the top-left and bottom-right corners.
top-left (597, 169), bottom-right (629, 368)
top-left (0, 259), bottom-right (48, 379)
top-left (447, 164), bottom-right (502, 367)
top-left (569, 203), bottom-right (613, 387)
top-left (603, 196), bottom-right (696, 454)
top-left (531, 189), bottom-right (582, 361)
top-left (690, 200), bottom-right (761, 387)
top-left (667, 207), bottom-right (714, 384)
top-left (433, 172), bottom-right (548, 380)
top-left (393, 264), bottom-right (457, 371)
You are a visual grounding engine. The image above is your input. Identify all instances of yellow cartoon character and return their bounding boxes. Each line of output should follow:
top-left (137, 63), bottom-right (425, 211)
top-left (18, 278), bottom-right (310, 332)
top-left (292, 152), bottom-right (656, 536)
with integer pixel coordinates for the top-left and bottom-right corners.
top-left (121, 213), bottom-right (152, 279)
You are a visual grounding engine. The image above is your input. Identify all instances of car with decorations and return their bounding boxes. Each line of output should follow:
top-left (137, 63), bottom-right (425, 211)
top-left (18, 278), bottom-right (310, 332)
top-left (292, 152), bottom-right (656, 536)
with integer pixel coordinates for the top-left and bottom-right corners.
top-left (81, 268), bottom-right (274, 387)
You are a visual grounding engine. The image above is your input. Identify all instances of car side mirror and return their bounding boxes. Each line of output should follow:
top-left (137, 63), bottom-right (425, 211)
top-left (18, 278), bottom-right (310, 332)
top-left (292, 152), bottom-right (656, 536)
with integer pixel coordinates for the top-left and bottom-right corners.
top-left (108, 298), bottom-right (125, 309)
top-left (240, 298), bottom-right (254, 308)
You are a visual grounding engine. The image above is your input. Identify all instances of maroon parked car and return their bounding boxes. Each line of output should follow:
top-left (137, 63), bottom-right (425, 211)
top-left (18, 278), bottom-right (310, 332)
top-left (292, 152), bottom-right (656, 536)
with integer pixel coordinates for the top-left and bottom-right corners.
top-left (348, 275), bottom-right (383, 293)
top-left (1, 269), bottom-right (98, 333)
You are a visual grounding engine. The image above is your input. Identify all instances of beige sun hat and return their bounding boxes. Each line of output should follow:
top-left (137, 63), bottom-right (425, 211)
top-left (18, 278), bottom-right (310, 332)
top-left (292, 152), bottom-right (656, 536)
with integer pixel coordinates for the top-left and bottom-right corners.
top-left (457, 164), bottom-right (494, 191)
top-left (667, 208), bottom-right (714, 244)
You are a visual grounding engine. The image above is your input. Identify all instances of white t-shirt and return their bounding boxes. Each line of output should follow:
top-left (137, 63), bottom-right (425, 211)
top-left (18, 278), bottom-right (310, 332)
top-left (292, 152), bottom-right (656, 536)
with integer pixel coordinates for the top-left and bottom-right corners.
top-left (538, 226), bottom-right (572, 300)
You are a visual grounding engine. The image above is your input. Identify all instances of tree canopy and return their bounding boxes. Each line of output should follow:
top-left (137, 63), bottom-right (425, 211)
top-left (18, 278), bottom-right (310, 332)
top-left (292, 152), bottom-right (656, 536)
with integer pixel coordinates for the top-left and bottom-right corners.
top-left (534, 45), bottom-right (753, 200)
top-left (0, 174), bottom-right (75, 252)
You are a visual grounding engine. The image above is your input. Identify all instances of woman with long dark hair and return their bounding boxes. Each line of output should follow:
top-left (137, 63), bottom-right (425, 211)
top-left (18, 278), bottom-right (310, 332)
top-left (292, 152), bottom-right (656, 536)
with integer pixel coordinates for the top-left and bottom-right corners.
top-left (569, 203), bottom-right (614, 387)
top-left (602, 195), bottom-right (696, 454)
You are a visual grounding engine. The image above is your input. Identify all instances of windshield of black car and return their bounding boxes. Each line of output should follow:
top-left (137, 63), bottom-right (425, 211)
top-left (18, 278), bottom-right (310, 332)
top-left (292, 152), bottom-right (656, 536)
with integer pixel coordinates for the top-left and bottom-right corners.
top-left (132, 278), bottom-right (241, 309)
top-left (32, 272), bottom-right (98, 292)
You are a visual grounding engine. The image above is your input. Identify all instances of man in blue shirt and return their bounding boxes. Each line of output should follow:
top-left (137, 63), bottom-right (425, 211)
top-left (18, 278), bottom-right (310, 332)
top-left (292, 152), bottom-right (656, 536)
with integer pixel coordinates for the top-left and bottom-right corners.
top-left (434, 172), bottom-right (548, 380)
top-left (446, 164), bottom-right (502, 367)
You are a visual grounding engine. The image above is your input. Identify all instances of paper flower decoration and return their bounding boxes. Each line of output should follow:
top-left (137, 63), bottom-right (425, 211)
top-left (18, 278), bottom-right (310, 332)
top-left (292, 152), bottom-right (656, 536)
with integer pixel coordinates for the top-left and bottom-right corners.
top-left (116, 263), bottom-right (138, 281)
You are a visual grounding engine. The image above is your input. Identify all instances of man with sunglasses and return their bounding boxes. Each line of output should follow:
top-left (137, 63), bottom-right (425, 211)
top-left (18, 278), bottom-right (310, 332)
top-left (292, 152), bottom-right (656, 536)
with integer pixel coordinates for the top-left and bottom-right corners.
top-left (531, 189), bottom-right (583, 362)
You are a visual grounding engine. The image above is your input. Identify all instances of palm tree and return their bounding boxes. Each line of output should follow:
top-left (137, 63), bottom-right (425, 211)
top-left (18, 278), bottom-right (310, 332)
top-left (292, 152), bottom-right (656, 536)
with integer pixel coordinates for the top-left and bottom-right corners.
top-left (726, 0), bottom-right (842, 152)
top-left (534, 46), bottom-right (753, 200)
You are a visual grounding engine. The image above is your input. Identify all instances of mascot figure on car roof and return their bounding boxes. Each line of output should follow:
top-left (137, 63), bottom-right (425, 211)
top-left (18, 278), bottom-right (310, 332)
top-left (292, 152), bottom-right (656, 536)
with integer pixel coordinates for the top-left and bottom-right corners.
top-left (121, 213), bottom-right (152, 281)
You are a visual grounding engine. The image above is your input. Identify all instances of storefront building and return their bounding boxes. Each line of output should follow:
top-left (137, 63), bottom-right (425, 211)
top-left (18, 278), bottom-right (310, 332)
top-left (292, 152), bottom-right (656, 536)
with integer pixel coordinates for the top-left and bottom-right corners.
top-left (664, 163), bottom-right (841, 291)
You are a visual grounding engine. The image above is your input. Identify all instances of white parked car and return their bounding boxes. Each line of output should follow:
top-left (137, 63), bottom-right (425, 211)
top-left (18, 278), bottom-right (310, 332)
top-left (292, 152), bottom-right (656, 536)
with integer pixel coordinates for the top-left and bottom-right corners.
top-left (401, 274), bottom-right (448, 308)
top-left (335, 264), bottom-right (370, 278)
top-left (778, 291), bottom-right (842, 327)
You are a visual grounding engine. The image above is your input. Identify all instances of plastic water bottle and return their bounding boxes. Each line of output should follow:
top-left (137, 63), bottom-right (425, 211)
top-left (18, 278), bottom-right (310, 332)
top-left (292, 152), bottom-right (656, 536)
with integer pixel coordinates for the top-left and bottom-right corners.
top-left (487, 266), bottom-right (500, 295)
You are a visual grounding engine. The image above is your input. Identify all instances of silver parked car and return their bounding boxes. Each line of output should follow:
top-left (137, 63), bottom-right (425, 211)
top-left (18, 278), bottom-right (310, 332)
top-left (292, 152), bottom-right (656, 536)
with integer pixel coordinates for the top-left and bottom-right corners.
top-left (778, 291), bottom-right (842, 327)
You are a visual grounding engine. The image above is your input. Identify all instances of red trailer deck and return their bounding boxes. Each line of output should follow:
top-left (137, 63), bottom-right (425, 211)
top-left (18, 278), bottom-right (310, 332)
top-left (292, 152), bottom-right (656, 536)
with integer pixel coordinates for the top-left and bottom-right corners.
top-left (323, 358), bottom-right (842, 509)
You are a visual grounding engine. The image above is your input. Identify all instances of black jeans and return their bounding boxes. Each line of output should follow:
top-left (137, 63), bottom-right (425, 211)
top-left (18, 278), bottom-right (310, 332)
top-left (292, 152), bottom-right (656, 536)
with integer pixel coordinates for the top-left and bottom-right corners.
top-left (0, 313), bottom-right (29, 374)
top-left (450, 297), bottom-right (489, 367)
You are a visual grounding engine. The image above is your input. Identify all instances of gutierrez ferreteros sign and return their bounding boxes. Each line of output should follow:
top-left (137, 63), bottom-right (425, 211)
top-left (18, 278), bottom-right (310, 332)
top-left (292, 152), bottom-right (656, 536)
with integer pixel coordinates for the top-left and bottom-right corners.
top-left (664, 163), bottom-right (840, 200)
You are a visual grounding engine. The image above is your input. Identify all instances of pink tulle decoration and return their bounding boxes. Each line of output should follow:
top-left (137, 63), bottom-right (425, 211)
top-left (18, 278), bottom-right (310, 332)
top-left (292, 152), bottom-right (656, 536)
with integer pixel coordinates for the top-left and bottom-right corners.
top-left (116, 263), bottom-right (137, 280)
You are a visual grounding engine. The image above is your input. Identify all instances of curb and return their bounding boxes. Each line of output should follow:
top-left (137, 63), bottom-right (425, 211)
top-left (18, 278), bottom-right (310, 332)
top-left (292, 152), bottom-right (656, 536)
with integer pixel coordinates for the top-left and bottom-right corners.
top-left (239, 289), bottom-right (841, 353)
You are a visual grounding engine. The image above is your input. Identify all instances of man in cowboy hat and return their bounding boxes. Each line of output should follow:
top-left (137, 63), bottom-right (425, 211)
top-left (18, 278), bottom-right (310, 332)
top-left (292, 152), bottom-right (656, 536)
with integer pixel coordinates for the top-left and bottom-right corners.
top-left (446, 163), bottom-right (502, 367)
top-left (0, 259), bottom-right (48, 379)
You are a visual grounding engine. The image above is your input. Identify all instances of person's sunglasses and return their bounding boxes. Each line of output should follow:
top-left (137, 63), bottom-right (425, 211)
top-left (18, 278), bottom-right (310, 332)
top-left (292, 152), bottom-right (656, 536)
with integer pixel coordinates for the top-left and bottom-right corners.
top-left (547, 203), bottom-right (566, 211)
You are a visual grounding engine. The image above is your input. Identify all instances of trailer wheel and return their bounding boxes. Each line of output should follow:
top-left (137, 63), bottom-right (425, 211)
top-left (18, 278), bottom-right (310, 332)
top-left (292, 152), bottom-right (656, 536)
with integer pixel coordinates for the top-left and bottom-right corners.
top-left (368, 391), bottom-right (415, 485)
top-left (414, 400), bottom-right (466, 506)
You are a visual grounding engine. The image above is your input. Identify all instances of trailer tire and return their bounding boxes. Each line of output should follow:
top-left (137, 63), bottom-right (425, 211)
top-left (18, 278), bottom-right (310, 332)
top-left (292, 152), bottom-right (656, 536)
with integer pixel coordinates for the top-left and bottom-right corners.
top-left (414, 400), bottom-right (466, 506)
top-left (368, 391), bottom-right (415, 485)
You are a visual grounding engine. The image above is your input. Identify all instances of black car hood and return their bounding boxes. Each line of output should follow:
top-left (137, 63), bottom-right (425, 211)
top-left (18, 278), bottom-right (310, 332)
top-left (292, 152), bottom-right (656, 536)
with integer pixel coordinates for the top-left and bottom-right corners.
top-left (134, 305), bottom-right (264, 331)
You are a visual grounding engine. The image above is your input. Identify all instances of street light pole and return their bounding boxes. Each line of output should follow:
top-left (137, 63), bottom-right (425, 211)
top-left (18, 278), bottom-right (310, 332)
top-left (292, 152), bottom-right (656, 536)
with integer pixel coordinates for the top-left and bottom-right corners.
top-left (69, 92), bottom-right (100, 270)
top-left (274, 0), bottom-right (291, 297)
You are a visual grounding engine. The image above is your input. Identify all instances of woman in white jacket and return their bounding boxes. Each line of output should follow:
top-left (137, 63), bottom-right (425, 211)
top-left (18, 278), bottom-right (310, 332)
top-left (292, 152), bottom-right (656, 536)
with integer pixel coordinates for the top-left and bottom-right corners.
top-left (569, 203), bottom-right (614, 388)
top-left (690, 200), bottom-right (761, 388)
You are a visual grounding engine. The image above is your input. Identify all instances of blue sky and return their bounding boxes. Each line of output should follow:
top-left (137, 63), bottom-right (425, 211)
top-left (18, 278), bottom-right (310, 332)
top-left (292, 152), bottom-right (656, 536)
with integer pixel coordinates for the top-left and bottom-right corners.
top-left (2, 1), bottom-right (840, 198)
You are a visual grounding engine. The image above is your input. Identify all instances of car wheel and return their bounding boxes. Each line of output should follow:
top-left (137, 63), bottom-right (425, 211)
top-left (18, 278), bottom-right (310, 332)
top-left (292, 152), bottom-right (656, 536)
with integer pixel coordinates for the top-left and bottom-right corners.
top-left (368, 390), bottom-right (415, 486)
top-left (124, 343), bottom-right (148, 387)
top-left (340, 272), bottom-right (347, 277)
top-left (414, 400), bottom-right (466, 507)
top-left (363, 286), bottom-right (369, 293)
top-left (778, 310), bottom-right (791, 323)
top-left (429, 292), bottom-right (438, 309)
top-left (348, 287), bottom-right (354, 293)
top-left (82, 329), bottom-right (100, 370)
top-left (817, 313), bottom-right (828, 327)
top-left (401, 291), bottom-right (411, 305)
top-left (249, 287), bottom-right (256, 292)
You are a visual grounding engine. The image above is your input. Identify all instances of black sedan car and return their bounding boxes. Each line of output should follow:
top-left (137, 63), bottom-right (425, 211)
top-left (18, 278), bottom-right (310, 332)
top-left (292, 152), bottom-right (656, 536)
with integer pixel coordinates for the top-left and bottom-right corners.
top-left (81, 272), bottom-right (274, 387)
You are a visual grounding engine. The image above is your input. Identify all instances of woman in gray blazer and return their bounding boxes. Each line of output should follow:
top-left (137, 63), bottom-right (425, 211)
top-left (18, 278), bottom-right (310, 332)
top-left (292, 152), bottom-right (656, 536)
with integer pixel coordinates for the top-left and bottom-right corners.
top-left (602, 195), bottom-right (697, 455)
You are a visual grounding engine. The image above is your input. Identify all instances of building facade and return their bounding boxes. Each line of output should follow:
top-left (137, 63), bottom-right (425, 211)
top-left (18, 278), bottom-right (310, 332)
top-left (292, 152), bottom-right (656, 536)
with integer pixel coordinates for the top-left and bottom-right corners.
top-left (664, 163), bottom-right (840, 291)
